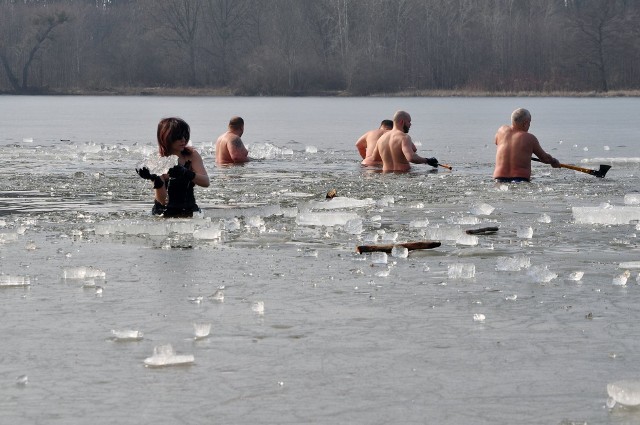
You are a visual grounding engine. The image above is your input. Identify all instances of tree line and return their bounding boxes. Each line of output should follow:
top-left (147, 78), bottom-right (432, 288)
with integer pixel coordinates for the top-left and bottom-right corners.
top-left (1, 0), bottom-right (639, 95)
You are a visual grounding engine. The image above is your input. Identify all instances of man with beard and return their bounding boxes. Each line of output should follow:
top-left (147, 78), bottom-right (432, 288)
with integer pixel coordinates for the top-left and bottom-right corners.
top-left (374, 110), bottom-right (438, 172)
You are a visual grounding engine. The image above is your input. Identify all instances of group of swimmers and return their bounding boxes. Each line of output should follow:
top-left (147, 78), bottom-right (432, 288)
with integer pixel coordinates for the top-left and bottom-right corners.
top-left (136, 108), bottom-right (560, 217)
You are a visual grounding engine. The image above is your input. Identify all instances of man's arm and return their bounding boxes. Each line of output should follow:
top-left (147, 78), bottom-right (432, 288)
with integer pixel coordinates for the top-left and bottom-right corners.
top-left (229, 136), bottom-right (249, 163)
top-left (401, 137), bottom-right (429, 164)
top-left (355, 133), bottom-right (367, 159)
top-left (531, 137), bottom-right (560, 168)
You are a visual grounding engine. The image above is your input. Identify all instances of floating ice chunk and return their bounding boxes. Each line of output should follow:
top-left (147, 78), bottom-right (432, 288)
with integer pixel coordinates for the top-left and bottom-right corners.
top-left (426, 226), bottom-right (461, 241)
top-left (25, 241), bottom-right (37, 251)
top-left (63, 266), bottom-right (105, 280)
top-left (303, 249), bottom-right (318, 258)
top-left (144, 344), bottom-right (194, 367)
top-left (448, 263), bottom-right (476, 279)
top-left (619, 261), bottom-right (640, 269)
top-left (573, 206), bottom-right (640, 225)
top-left (452, 216), bottom-right (481, 225)
top-left (111, 329), bottom-right (143, 341)
top-left (370, 215), bottom-right (382, 222)
top-left (16, 375), bottom-right (28, 386)
top-left (22, 138), bottom-right (33, 143)
top-left (223, 218), bottom-right (241, 231)
top-left (583, 147), bottom-right (589, 151)
top-left (470, 203), bottom-right (495, 216)
top-left (0, 233), bottom-right (19, 244)
top-left (0, 275), bottom-right (31, 287)
top-left (370, 252), bottom-right (388, 264)
top-left (409, 219), bottom-right (430, 228)
top-left (537, 213), bottom-right (552, 223)
top-left (193, 323), bottom-right (211, 339)
top-left (496, 255), bottom-right (531, 271)
top-left (249, 143), bottom-right (284, 159)
top-left (498, 184), bottom-right (509, 191)
top-left (307, 197), bottom-right (376, 210)
top-left (391, 246), bottom-right (408, 258)
top-left (344, 218), bottom-right (363, 235)
top-left (624, 194), bottom-right (640, 205)
top-left (376, 196), bottom-right (394, 207)
top-left (245, 216), bottom-right (265, 228)
top-left (209, 288), bottom-right (224, 302)
top-left (193, 225), bottom-right (222, 240)
top-left (305, 145), bottom-right (318, 153)
top-left (613, 270), bottom-right (631, 286)
top-left (456, 234), bottom-right (478, 246)
top-left (296, 212), bottom-right (359, 227)
top-left (568, 271), bottom-right (584, 281)
top-left (528, 265), bottom-right (558, 283)
top-left (375, 269), bottom-right (391, 277)
top-left (505, 294), bottom-right (517, 301)
top-left (473, 314), bottom-right (485, 322)
top-left (607, 380), bottom-right (640, 407)
top-left (251, 301), bottom-right (265, 315)
top-left (517, 226), bottom-right (533, 239)
top-left (380, 232), bottom-right (398, 242)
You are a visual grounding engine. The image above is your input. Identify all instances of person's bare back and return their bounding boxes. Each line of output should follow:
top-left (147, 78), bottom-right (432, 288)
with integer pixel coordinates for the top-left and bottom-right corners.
top-left (216, 132), bottom-right (248, 164)
top-left (215, 116), bottom-right (249, 165)
top-left (493, 108), bottom-right (559, 180)
top-left (375, 111), bottom-right (437, 172)
top-left (377, 130), bottom-right (415, 172)
top-left (356, 120), bottom-right (392, 166)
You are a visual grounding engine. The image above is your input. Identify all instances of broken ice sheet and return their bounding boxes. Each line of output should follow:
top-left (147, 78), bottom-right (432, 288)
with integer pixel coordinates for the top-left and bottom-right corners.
top-left (144, 344), bottom-right (194, 367)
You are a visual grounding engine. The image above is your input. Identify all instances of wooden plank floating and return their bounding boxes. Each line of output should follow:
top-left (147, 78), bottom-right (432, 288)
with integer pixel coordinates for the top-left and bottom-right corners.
top-left (356, 241), bottom-right (441, 254)
top-left (465, 226), bottom-right (499, 235)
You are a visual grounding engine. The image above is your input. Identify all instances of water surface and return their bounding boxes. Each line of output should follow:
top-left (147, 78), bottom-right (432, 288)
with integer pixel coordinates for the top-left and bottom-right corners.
top-left (1, 96), bottom-right (639, 425)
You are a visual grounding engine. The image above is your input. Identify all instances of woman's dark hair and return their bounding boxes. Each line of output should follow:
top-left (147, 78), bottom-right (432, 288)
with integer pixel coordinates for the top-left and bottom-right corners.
top-left (157, 117), bottom-right (190, 157)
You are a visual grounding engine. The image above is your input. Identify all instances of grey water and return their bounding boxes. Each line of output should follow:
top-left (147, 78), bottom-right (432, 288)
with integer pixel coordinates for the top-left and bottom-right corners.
top-left (1, 95), bottom-right (639, 424)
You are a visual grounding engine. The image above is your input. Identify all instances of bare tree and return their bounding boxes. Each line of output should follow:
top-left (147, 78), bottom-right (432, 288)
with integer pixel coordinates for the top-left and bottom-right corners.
top-left (0, 6), bottom-right (70, 93)
top-left (563, 0), bottom-right (631, 92)
top-left (200, 0), bottom-right (252, 86)
top-left (149, 0), bottom-right (203, 86)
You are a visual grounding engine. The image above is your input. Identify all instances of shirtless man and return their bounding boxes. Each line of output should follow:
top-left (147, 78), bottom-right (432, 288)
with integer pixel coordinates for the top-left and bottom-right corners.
top-left (374, 110), bottom-right (438, 172)
top-left (493, 108), bottom-right (560, 182)
top-left (355, 119), bottom-right (393, 166)
top-left (215, 116), bottom-right (249, 164)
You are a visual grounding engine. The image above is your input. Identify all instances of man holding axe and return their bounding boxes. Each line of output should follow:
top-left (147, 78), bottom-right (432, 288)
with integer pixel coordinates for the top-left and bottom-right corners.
top-left (493, 108), bottom-right (561, 182)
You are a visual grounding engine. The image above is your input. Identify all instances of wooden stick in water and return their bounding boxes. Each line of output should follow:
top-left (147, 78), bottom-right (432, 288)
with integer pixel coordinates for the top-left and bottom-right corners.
top-left (465, 227), bottom-right (499, 235)
top-left (356, 241), bottom-right (441, 254)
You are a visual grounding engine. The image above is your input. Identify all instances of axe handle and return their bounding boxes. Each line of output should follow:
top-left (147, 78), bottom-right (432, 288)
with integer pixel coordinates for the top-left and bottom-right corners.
top-left (531, 157), bottom-right (599, 177)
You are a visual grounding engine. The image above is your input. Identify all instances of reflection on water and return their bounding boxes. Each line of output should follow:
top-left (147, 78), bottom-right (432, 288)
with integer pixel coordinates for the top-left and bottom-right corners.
top-left (1, 97), bottom-right (640, 424)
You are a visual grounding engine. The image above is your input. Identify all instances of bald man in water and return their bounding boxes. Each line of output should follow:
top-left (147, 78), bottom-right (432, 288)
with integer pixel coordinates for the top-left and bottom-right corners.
top-left (374, 110), bottom-right (438, 172)
top-left (355, 119), bottom-right (393, 166)
top-left (493, 108), bottom-right (560, 182)
top-left (215, 116), bottom-right (249, 164)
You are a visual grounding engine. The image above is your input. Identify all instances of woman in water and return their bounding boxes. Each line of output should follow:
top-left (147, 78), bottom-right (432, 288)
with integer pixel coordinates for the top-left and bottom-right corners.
top-left (136, 117), bottom-right (209, 217)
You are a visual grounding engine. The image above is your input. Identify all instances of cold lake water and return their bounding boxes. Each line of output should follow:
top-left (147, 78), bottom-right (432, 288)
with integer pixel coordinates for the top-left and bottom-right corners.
top-left (1, 95), bottom-right (639, 424)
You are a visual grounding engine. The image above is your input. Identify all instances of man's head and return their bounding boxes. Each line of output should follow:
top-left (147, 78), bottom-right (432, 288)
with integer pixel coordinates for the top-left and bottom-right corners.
top-left (511, 108), bottom-right (531, 129)
top-left (229, 116), bottom-right (244, 135)
top-left (380, 119), bottom-right (393, 130)
top-left (393, 110), bottom-right (411, 133)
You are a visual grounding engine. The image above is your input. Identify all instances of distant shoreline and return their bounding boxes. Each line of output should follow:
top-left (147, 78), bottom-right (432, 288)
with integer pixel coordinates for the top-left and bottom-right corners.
top-left (2, 87), bottom-right (640, 97)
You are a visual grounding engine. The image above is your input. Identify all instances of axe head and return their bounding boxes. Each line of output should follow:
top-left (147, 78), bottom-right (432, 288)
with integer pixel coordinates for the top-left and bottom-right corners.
top-left (593, 164), bottom-right (612, 178)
